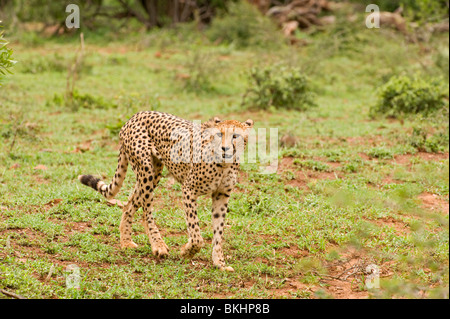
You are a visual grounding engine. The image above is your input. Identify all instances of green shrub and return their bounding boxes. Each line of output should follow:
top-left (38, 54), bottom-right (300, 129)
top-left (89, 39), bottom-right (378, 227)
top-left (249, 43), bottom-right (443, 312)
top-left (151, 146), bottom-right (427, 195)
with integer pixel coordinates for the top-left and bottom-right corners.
top-left (207, 0), bottom-right (283, 48)
top-left (50, 90), bottom-right (117, 111)
top-left (435, 47), bottom-right (449, 80)
top-left (20, 54), bottom-right (67, 74)
top-left (293, 159), bottom-right (330, 172)
top-left (401, 0), bottom-right (449, 24)
top-left (409, 126), bottom-right (442, 153)
top-left (0, 26), bottom-right (16, 85)
top-left (180, 51), bottom-right (220, 94)
top-left (70, 90), bottom-right (116, 110)
top-left (366, 146), bottom-right (394, 159)
top-left (348, 0), bottom-right (448, 22)
top-left (342, 161), bottom-right (361, 173)
top-left (18, 52), bottom-right (93, 75)
top-left (242, 65), bottom-right (316, 111)
top-left (370, 74), bottom-right (448, 119)
top-left (408, 110), bottom-right (449, 153)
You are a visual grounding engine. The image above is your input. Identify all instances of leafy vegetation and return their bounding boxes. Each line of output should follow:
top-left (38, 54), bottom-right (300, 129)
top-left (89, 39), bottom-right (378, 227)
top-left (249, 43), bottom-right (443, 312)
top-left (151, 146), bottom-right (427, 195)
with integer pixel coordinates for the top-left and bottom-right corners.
top-left (370, 74), bottom-right (449, 119)
top-left (0, 25), bottom-right (15, 85)
top-left (242, 65), bottom-right (316, 111)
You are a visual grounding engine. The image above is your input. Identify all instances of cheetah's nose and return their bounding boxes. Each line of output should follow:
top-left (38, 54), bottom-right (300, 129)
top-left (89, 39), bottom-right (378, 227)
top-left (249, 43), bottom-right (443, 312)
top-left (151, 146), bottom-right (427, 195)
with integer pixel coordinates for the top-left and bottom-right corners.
top-left (222, 147), bottom-right (230, 152)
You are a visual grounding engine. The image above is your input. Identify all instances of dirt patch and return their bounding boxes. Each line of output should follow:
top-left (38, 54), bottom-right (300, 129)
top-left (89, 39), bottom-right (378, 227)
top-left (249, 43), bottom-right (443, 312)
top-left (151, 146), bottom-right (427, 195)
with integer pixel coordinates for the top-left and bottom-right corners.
top-left (317, 247), bottom-right (396, 299)
top-left (347, 136), bottom-right (386, 147)
top-left (276, 245), bottom-right (309, 259)
top-left (279, 156), bottom-right (296, 170)
top-left (418, 192), bottom-right (449, 215)
top-left (64, 221), bottom-right (92, 235)
top-left (279, 157), bottom-right (341, 190)
top-left (359, 151), bottom-right (449, 165)
top-left (358, 152), bottom-right (371, 161)
top-left (381, 176), bottom-right (405, 185)
top-left (394, 152), bottom-right (449, 165)
top-left (415, 152), bottom-right (449, 161)
top-left (317, 279), bottom-right (369, 299)
top-left (368, 217), bottom-right (411, 235)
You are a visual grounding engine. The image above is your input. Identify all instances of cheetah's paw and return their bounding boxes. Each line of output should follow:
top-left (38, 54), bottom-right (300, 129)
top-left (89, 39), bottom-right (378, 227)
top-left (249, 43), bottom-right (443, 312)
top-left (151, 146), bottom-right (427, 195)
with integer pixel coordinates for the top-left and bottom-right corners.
top-left (216, 265), bottom-right (234, 272)
top-left (180, 243), bottom-right (201, 258)
top-left (152, 241), bottom-right (169, 258)
top-left (121, 241), bottom-right (138, 249)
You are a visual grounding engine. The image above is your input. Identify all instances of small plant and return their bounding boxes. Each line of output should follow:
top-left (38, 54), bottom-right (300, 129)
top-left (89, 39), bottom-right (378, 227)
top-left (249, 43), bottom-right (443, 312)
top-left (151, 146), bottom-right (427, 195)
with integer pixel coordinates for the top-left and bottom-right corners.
top-left (407, 110), bottom-right (449, 153)
top-left (20, 53), bottom-right (92, 75)
top-left (342, 161), bottom-right (361, 173)
top-left (20, 54), bottom-right (67, 74)
top-left (370, 74), bottom-right (448, 119)
top-left (180, 51), bottom-right (219, 94)
top-left (366, 146), bottom-right (394, 159)
top-left (435, 47), bottom-right (449, 80)
top-left (408, 126), bottom-right (440, 153)
top-left (293, 159), bottom-right (330, 172)
top-left (50, 90), bottom-right (117, 111)
top-left (0, 24), bottom-right (16, 85)
top-left (242, 65), bottom-right (317, 111)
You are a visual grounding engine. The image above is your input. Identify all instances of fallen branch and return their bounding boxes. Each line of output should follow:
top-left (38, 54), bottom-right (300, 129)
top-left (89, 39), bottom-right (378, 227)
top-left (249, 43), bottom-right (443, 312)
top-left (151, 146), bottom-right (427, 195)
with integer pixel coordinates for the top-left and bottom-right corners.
top-left (0, 288), bottom-right (27, 299)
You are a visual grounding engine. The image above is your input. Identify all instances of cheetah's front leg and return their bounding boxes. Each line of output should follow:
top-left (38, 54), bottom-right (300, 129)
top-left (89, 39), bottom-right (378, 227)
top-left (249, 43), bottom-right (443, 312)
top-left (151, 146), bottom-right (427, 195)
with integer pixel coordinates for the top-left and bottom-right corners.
top-left (211, 192), bottom-right (234, 272)
top-left (180, 187), bottom-right (204, 258)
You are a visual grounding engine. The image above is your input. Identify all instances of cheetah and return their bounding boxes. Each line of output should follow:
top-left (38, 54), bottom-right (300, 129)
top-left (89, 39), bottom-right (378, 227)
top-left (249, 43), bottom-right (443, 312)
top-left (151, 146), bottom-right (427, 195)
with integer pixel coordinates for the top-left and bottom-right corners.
top-left (78, 111), bottom-right (254, 271)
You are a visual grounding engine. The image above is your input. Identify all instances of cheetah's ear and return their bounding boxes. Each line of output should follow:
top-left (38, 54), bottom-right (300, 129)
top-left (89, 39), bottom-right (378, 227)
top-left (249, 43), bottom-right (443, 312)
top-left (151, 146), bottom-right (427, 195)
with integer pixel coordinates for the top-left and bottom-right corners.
top-left (243, 119), bottom-right (254, 128)
top-left (213, 117), bottom-right (222, 124)
top-left (242, 119), bottom-right (254, 141)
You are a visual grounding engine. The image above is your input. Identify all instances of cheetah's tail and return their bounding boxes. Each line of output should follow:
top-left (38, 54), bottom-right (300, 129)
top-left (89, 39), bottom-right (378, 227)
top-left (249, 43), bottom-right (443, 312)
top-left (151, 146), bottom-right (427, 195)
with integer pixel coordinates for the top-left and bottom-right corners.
top-left (78, 148), bottom-right (128, 200)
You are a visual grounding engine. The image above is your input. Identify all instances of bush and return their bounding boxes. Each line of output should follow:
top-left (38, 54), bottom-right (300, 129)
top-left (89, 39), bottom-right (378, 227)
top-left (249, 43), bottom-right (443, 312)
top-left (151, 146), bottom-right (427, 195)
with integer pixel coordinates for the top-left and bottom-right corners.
top-left (242, 65), bottom-right (317, 111)
top-left (435, 47), bottom-right (449, 80)
top-left (293, 159), bottom-right (331, 172)
top-left (180, 51), bottom-right (220, 94)
top-left (408, 109), bottom-right (449, 153)
top-left (348, 0), bottom-right (448, 22)
top-left (408, 126), bottom-right (443, 153)
top-left (207, 0), bottom-right (283, 48)
top-left (366, 146), bottom-right (394, 159)
top-left (20, 54), bottom-right (67, 74)
top-left (50, 90), bottom-right (117, 111)
top-left (0, 26), bottom-right (15, 85)
top-left (370, 74), bottom-right (449, 119)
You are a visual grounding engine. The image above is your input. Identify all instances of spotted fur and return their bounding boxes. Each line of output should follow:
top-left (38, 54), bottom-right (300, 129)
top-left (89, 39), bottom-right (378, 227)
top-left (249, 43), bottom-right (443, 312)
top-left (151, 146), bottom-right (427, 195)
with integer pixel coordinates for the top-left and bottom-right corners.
top-left (78, 111), bottom-right (254, 271)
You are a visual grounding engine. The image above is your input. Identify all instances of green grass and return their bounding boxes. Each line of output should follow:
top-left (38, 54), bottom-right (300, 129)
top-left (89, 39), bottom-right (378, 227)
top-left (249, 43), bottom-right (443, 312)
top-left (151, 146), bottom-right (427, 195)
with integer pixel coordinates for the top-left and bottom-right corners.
top-left (0, 16), bottom-right (448, 299)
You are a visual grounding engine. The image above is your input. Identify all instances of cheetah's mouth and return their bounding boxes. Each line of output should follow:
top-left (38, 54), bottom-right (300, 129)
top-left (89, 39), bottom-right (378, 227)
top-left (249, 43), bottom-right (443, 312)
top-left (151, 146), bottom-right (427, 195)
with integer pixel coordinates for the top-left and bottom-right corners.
top-left (222, 149), bottom-right (236, 160)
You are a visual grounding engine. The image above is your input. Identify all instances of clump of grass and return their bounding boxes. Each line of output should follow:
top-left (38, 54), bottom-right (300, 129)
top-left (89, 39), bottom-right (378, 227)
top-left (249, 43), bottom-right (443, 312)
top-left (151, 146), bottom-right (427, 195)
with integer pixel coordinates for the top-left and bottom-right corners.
top-left (293, 159), bottom-right (330, 172)
top-left (370, 74), bottom-right (448, 119)
top-left (180, 51), bottom-right (220, 94)
top-left (20, 55), bottom-right (66, 74)
top-left (342, 160), bottom-right (363, 173)
top-left (366, 146), bottom-right (394, 159)
top-left (50, 90), bottom-right (117, 111)
top-left (435, 47), bottom-right (449, 80)
top-left (0, 25), bottom-right (16, 84)
top-left (242, 64), bottom-right (316, 111)
top-left (407, 109), bottom-right (449, 153)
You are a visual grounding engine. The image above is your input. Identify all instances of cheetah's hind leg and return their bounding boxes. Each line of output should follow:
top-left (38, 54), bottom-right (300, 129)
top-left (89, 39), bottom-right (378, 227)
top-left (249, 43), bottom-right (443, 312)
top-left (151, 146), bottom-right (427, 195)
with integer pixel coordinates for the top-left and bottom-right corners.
top-left (138, 156), bottom-right (169, 258)
top-left (119, 185), bottom-right (139, 249)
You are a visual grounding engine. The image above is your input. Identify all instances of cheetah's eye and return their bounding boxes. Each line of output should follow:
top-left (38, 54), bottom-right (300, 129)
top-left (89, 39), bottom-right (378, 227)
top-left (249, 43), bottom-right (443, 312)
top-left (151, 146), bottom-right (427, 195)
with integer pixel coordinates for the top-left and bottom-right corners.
top-left (232, 133), bottom-right (240, 139)
top-left (216, 132), bottom-right (223, 138)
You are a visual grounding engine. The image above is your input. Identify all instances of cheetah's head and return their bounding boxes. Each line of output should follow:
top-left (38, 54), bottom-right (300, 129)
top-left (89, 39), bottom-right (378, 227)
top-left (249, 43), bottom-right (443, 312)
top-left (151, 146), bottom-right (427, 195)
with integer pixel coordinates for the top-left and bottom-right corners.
top-left (206, 118), bottom-right (254, 163)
